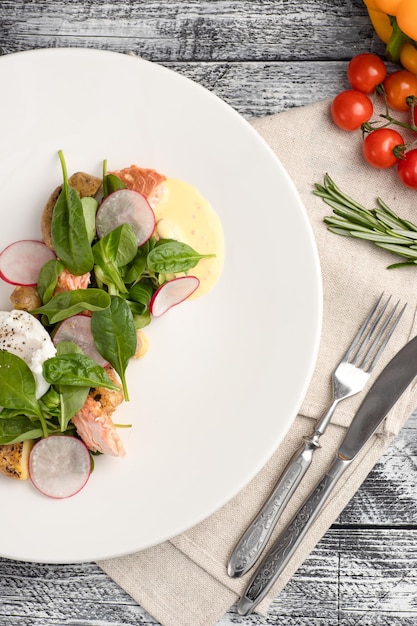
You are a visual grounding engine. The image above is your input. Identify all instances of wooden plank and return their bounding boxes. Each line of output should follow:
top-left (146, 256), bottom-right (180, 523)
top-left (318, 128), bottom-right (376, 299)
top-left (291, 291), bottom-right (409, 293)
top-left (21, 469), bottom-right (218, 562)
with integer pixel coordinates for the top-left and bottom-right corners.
top-left (260, 529), bottom-right (417, 626)
top-left (1, 527), bottom-right (416, 624)
top-left (0, 0), bottom-right (382, 62)
top-left (340, 411), bottom-right (417, 526)
top-left (338, 529), bottom-right (417, 625)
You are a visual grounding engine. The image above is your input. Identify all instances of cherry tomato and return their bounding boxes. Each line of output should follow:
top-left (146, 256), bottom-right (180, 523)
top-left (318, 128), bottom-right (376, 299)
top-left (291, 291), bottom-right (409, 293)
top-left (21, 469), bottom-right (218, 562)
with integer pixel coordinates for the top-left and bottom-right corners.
top-left (347, 53), bottom-right (386, 94)
top-left (331, 90), bottom-right (373, 131)
top-left (362, 128), bottom-right (404, 169)
top-left (383, 70), bottom-right (417, 111)
top-left (398, 149), bottom-right (417, 189)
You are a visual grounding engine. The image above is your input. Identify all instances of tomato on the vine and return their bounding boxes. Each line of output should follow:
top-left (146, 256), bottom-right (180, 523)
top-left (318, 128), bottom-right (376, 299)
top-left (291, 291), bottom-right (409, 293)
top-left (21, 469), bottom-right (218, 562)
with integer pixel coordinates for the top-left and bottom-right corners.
top-left (331, 90), bottom-right (373, 131)
top-left (398, 149), bottom-right (417, 189)
top-left (383, 70), bottom-right (417, 112)
top-left (347, 53), bottom-right (386, 94)
top-left (362, 128), bottom-right (404, 169)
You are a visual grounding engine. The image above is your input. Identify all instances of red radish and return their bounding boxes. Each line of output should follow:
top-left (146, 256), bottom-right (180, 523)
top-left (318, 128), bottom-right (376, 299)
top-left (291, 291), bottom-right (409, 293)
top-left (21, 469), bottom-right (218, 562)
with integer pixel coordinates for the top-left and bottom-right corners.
top-left (96, 188), bottom-right (156, 246)
top-left (0, 240), bottom-right (56, 286)
top-left (29, 435), bottom-right (91, 499)
top-left (53, 314), bottom-right (108, 367)
top-left (149, 276), bottom-right (200, 317)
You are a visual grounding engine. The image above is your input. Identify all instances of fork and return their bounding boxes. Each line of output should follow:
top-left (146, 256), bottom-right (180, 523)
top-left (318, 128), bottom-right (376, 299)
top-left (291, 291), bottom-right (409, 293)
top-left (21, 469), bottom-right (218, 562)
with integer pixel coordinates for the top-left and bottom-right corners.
top-left (227, 293), bottom-right (405, 578)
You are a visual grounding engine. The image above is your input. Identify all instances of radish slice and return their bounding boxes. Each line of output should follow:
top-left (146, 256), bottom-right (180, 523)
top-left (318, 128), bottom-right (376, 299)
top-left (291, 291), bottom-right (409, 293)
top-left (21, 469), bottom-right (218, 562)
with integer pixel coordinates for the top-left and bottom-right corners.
top-left (29, 436), bottom-right (91, 499)
top-left (149, 276), bottom-right (200, 317)
top-left (53, 314), bottom-right (108, 367)
top-left (96, 188), bottom-right (156, 246)
top-left (0, 240), bottom-right (56, 286)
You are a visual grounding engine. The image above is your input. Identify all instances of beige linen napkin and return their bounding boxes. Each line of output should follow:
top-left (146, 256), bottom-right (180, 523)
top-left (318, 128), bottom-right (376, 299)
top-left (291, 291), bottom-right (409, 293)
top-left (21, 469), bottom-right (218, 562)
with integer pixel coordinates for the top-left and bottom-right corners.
top-left (99, 98), bottom-right (417, 626)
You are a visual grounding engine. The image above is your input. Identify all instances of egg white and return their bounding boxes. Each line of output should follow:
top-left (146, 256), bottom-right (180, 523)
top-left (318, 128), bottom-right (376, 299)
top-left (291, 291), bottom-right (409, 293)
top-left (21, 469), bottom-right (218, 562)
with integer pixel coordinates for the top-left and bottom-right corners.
top-left (0, 309), bottom-right (56, 399)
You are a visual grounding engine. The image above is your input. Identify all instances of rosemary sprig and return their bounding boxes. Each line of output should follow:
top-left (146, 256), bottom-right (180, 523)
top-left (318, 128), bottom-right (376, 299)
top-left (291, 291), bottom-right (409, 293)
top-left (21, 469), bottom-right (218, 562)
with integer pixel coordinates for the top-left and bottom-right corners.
top-left (313, 174), bottom-right (417, 269)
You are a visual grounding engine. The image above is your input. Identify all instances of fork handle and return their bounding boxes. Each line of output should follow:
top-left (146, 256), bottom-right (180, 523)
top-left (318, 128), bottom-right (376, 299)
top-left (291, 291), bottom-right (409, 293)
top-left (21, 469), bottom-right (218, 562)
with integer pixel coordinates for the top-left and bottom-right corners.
top-left (227, 434), bottom-right (321, 578)
top-left (237, 455), bottom-right (350, 615)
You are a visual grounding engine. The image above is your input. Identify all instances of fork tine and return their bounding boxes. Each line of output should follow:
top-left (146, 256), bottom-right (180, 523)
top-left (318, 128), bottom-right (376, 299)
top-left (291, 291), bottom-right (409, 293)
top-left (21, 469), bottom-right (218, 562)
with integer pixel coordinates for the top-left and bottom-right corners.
top-left (361, 301), bottom-right (407, 372)
top-left (342, 292), bottom-right (384, 363)
top-left (353, 295), bottom-right (392, 364)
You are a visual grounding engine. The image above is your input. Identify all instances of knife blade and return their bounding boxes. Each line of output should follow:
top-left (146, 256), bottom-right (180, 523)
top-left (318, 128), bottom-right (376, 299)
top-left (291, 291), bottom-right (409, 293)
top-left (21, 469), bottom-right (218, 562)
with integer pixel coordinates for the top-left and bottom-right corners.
top-left (237, 331), bottom-right (417, 616)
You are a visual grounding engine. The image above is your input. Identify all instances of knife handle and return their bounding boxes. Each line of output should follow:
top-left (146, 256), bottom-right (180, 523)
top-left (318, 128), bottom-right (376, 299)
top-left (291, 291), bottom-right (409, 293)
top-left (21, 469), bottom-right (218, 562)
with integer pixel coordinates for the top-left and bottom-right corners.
top-left (228, 436), bottom-right (320, 578)
top-left (237, 454), bottom-right (350, 616)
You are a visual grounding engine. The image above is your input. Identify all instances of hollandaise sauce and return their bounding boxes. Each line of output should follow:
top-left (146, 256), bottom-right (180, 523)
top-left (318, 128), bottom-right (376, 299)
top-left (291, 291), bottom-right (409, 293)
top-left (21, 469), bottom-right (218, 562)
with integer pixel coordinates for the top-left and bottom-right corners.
top-left (152, 178), bottom-right (225, 298)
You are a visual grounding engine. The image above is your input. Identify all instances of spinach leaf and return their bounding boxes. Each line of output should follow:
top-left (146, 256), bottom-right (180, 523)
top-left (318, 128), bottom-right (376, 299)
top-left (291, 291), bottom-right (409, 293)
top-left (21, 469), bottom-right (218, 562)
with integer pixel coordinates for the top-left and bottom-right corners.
top-left (104, 173), bottom-right (126, 196)
top-left (91, 295), bottom-right (137, 400)
top-left (102, 159), bottom-right (126, 197)
top-left (81, 196), bottom-right (99, 244)
top-left (130, 308), bottom-right (151, 329)
top-left (92, 224), bottom-right (138, 293)
top-left (128, 280), bottom-right (154, 309)
top-left (147, 239), bottom-right (215, 273)
top-left (0, 407), bottom-right (42, 422)
top-left (123, 240), bottom-right (152, 284)
top-left (56, 340), bottom-right (84, 356)
top-left (53, 342), bottom-right (90, 431)
top-left (51, 150), bottom-right (94, 275)
top-left (39, 386), bottom-right (61, 416)
top-left (58, 385), bottom-right (89, 431)
top-left (0, 350), bottom-right (42, 418)
top-left (0, 350), bottom-right (50, 437)
top-left (37, 259), bottom-right (64, 303)
top-left (0, 416), bottom-right (45, 445)
top-left (126, 280), bottom-right (153, 328)
top-left (33, 288), bottom-right (110, 324)
top-left (43, 353), bottom-right (120, 390)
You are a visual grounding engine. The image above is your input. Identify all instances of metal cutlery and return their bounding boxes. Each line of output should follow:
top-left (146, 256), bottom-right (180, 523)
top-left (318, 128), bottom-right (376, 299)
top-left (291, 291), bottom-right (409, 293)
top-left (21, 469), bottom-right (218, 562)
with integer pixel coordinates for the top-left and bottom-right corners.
top-left (237, 306), bottom-right (417, 616)
top-left (228, 294), bottom-right (405, 578)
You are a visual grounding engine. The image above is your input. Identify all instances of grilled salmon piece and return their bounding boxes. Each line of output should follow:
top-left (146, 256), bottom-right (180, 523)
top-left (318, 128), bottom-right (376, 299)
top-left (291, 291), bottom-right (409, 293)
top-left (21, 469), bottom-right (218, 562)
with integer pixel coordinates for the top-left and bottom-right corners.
top-left (54, 267), bottom-right (91, 294)
top-left (71, 367), bottom-right (126, 457)
top-left (110, 165), bottom-right (166, 201)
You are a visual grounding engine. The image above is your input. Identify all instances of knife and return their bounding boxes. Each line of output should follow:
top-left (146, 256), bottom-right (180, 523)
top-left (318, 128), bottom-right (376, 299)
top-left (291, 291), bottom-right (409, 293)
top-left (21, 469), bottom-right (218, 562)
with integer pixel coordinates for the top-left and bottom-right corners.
top-left (237, 331), bottom-right (417, 616)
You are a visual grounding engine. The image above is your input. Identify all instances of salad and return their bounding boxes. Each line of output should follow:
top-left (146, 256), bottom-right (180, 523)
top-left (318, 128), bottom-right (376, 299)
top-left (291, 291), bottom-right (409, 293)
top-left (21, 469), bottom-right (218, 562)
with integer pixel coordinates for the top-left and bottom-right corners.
top-left (0, 151), bottom-right (222, 498)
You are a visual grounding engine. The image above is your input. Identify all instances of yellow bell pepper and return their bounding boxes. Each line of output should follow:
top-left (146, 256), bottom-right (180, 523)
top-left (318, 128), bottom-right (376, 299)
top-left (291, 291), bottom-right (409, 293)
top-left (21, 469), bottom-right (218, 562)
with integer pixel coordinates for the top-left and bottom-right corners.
top-left (363, 0), bottom-right (417, 74)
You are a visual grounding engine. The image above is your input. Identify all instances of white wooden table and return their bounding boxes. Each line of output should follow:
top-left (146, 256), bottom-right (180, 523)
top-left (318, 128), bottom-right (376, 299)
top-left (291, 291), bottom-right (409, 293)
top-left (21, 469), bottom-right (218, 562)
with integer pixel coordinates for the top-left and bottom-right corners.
top-left (0, 1), bottom-right (416, 624)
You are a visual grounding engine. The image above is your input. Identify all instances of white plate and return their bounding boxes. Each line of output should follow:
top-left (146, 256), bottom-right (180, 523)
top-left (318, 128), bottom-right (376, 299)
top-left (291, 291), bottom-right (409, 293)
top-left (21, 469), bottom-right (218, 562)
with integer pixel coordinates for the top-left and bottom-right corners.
top-left (0, 48), bottom-right (322, 563)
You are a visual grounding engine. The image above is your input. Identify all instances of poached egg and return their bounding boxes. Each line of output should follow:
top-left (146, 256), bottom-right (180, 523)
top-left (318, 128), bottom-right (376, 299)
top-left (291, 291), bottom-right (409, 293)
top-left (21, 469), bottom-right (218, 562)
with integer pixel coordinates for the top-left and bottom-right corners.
top-left (0, 309), bottom-right (56, 399)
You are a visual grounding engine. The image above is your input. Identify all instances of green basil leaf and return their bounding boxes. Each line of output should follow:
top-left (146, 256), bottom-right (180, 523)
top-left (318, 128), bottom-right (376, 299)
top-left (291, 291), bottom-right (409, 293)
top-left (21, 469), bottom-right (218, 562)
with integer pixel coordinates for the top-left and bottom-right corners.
top-left (33, 288), bottom-right (111, 324)
top-left (91, 295), bottom-right (137, 400)
top-left (37, 259), bottom-right (65, 304)
top-left (51, 151), bottom-right (94, 275)
top-left (43, 354), bottom-right (120, 390)
top-left (147, 239), bottom-right (215, 273)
